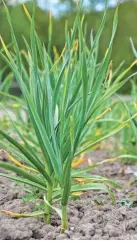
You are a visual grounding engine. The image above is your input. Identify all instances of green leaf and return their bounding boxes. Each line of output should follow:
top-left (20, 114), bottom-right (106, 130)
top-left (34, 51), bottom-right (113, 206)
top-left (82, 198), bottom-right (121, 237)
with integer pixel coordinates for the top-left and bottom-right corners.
top-left (44, 196), bottom-right (62, 219)
top-left (71, 183), bottom-right (116, 204)
top-left (0, 173), bottom-right (46, 191)
top-left (0, 162), bottom-right (46, 187)
top-left (0, 130), bottom-right (52, 184)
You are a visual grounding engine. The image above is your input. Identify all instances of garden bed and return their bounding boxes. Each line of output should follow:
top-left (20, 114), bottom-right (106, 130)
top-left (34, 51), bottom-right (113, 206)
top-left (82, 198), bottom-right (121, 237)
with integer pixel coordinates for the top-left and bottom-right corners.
top-left (1, 150), bottom-right (137, 240)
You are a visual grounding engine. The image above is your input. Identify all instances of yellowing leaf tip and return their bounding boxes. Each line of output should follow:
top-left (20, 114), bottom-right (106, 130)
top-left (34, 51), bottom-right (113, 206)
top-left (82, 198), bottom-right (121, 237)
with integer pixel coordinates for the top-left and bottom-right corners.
top-left (2, 0), bottom-right (6, 8)
top-left (49, 11), bottom-right (52, 20)
top-left (22, 3), bottom-right (31, 21)
top-left (130, 59), bottom-right (137, 69)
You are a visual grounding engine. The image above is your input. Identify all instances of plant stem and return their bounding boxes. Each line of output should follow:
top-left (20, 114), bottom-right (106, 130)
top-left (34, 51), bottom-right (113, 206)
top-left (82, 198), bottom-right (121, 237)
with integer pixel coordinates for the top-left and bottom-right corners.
top-left (61, 204), bottom-right (68, 232)
top-left (44, 185), bottom-right (53, 224)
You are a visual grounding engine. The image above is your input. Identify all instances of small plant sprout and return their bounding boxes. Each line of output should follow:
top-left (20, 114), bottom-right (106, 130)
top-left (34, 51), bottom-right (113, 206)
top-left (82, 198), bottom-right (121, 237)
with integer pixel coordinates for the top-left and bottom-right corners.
top-left (1, 1), bottom-right (137, 231)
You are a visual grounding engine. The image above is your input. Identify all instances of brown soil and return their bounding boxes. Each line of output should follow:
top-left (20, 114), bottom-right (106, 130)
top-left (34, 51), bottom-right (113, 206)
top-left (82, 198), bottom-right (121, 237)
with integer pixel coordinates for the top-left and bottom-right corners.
top-left (1, 150), bottom-right (137, 240)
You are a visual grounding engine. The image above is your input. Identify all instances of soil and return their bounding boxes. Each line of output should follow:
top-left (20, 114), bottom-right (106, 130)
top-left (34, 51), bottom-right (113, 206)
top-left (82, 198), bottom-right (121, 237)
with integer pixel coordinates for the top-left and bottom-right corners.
top-left (1, 150), bottom-right (137, 240)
